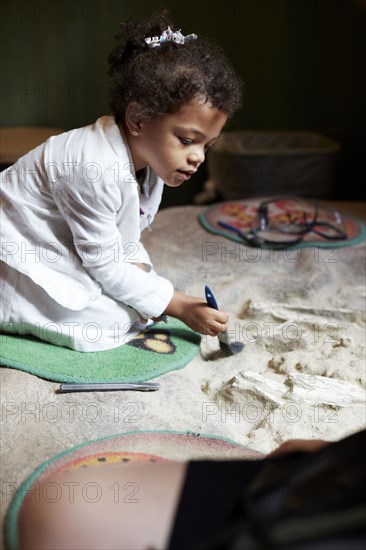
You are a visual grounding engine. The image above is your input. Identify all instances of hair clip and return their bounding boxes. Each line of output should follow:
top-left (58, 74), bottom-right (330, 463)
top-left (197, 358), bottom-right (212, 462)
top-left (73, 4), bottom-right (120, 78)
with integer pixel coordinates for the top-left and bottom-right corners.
top-left (144, 26), bottom-right (197, 48)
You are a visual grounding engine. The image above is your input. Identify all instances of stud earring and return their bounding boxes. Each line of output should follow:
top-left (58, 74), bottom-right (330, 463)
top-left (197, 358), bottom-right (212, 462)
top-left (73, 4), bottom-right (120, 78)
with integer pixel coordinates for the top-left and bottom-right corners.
top-left (132, 131), bottom-right (138, 136)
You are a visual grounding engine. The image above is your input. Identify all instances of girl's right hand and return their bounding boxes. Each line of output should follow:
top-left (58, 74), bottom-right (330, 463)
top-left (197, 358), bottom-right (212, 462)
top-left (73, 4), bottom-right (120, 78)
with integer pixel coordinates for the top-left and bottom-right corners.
top-left (163, 291), bottom-right (229, 335)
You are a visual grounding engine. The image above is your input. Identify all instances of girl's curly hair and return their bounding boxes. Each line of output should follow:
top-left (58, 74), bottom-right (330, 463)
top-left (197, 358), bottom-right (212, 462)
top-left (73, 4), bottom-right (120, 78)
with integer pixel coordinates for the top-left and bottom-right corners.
top-left (108, 9), bottom-right (242, 122)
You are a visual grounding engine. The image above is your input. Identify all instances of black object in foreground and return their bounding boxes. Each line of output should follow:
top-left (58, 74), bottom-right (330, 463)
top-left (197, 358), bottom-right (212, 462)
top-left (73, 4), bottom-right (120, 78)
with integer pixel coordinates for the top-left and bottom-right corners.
top-left (205, 285), bottom-right (244, 355)
top-left (58, 382), bottom-right (160, 393)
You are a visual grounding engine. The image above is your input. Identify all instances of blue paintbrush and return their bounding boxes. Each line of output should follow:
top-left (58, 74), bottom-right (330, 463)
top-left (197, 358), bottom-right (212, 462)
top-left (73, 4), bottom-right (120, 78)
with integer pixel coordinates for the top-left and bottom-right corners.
top-left (205, 285), bottom-right (244, 355)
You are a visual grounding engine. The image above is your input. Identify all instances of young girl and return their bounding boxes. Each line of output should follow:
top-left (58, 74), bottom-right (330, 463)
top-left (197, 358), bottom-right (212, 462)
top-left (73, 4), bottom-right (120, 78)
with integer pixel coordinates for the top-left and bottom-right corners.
top-left (0, 10), bottom-right (242, 352)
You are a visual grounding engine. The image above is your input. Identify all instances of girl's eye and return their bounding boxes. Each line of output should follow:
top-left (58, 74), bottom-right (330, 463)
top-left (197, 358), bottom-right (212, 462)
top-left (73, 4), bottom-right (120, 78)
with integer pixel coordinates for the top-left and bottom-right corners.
top-left (179, 137), bottom-right (194, 145)
top-left (205, 143), bottom-right (215, 152)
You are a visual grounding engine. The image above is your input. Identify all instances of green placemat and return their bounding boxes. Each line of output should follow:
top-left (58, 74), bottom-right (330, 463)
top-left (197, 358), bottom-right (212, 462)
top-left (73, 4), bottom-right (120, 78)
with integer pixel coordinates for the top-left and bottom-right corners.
top-left (0, 318), bottom-right (201, 383)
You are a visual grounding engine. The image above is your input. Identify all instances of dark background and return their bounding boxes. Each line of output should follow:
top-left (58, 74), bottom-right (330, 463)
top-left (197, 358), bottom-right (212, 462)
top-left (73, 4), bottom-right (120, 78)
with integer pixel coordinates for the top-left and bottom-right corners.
top-left (1, 0), bottom-right (365, 205)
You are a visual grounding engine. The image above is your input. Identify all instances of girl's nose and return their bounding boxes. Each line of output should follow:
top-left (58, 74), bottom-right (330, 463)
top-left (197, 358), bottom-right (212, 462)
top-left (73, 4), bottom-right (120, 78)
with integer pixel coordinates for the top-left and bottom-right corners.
top-left (188, 146), bottom-right (205, 167)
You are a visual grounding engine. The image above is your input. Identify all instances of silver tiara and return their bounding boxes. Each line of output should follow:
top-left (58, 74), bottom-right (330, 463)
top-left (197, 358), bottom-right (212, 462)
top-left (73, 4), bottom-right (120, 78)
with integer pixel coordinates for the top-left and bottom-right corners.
top-left (144, 26), bottom-right (197, 48)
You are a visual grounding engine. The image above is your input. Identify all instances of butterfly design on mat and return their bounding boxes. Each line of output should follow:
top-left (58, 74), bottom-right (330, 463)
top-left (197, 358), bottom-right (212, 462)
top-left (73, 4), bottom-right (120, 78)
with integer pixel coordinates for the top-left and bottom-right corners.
top-left (127, 329), bottom-right (176, 354)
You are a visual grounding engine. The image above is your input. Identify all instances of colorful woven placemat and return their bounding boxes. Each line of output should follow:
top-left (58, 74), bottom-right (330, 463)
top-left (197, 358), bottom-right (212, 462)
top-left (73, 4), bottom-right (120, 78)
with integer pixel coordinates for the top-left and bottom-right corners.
top-left (199, 198), bottom-right (365, 248)
top-left (5, 430), bottom-right (263, 550)
top-left (0, 318), bottom-right (201, 383)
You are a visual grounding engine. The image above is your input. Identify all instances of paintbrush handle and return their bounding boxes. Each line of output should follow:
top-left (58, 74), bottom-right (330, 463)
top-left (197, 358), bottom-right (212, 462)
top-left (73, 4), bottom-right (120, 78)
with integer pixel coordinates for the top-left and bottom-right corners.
top-left (205, 285), bottom-right (220, 310)
top-left (205, 286), bottom-right (230, 345)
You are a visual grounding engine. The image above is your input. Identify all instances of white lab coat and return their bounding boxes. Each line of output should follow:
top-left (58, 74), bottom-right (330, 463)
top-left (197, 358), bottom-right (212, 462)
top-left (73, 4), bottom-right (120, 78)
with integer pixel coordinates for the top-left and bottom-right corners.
top-left (0, 116), bottom-right (174, 350)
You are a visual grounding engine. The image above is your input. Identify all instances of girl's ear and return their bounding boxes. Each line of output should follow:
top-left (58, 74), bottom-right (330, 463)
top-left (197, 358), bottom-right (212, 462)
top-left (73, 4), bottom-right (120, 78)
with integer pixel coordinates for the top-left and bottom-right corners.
top-left (125, 102), bottom-right (145, 136)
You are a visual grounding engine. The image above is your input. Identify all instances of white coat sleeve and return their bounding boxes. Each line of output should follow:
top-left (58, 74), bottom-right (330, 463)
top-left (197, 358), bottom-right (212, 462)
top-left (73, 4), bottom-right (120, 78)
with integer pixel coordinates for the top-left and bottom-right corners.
top-left (51, 173), bottom-right (174, 319)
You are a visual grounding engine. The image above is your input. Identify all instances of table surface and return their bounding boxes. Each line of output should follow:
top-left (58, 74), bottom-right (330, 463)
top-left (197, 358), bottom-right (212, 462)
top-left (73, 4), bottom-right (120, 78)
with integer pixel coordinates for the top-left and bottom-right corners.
top-left (324, 201), bottom-right (366, 222)
top-left (0, 126), bottom-right (64, 164)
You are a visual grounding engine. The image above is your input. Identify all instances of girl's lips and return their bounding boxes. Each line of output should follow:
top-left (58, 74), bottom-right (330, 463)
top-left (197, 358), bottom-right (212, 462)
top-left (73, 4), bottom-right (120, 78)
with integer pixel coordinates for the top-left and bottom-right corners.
top-left (177, 170), bottom-right (192, 180)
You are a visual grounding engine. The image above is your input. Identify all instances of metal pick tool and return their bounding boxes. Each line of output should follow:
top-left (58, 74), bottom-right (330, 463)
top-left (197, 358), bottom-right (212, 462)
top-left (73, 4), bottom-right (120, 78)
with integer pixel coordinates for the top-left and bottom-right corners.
top-left (58, 382), bottom-right (160, 393)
